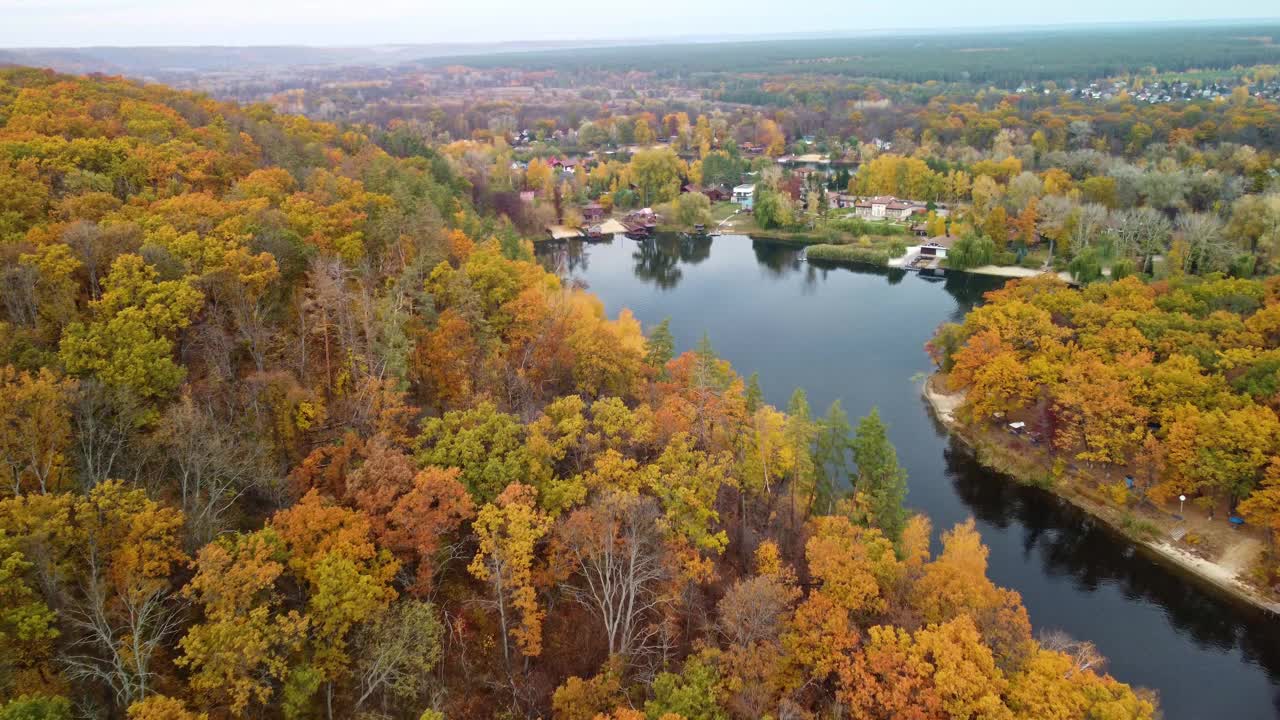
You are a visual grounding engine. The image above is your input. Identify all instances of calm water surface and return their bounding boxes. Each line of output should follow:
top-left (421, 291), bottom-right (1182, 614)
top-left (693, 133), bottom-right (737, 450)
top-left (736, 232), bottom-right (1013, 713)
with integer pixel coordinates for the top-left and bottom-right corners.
top-left (537, 233), bottom-right (1280, 720)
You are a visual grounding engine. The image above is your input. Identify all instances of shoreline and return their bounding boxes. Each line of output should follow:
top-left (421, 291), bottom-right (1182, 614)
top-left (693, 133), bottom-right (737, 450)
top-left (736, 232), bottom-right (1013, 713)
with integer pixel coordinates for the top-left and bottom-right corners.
top-left (921, 374), bottom-right (1280, 616)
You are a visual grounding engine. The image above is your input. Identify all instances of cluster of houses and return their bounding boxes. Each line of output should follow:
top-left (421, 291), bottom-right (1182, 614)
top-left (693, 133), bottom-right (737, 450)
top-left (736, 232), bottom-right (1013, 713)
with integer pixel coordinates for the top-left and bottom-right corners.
top-left (1014, 78), bottom-right (1280, 104)
top-left (674, 183), bottom-right (934, 220)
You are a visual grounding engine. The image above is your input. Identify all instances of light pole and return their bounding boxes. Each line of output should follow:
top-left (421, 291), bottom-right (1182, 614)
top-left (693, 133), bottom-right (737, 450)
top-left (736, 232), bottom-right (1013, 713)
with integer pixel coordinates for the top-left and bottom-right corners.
top-left (1179, 494), bottom-right (1186, 516)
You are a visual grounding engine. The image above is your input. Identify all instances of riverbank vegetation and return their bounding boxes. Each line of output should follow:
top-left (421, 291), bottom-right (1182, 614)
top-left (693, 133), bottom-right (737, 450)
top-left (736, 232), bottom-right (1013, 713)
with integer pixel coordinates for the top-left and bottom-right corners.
top-left (807, 240), bottom-right (906, 267)
top-left (930, 273), bottom-right (1280, 591)
top-left (0, 69), bottom-right (1160, 719)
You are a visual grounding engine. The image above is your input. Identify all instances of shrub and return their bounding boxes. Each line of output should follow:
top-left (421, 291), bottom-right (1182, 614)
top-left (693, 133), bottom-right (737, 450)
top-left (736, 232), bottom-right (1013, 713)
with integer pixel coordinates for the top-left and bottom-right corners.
top-left (1231, 254), bottom-right (1257, 278)
top-left (993, 250), bottom-right (1019, 266)
top-left (807, 243), bottom-right (892, 266)
top-left (1110, 258), bottom-right (1137, 281)
top-left (1068, 247), bottom-right (1104, 283)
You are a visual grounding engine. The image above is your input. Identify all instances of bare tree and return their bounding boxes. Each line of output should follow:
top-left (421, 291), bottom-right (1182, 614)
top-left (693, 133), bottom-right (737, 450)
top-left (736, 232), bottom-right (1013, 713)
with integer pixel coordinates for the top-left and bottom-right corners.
top-left (1113, 207), bottom-right (1172, 272)
top-left (716, 574), bottom-right (796, 649)
top-left (1038, 629), bottom-right (1106, 676)
top-left (70, 380), bottom-right (143, 490)
top-left (151, 395), bottom-right (263, 547)
top-left (1177, 212), bottom-right (1232, 274)
top-left (555, 492), bottom-right (671, 661)
top-left (1069, 203), bottom-right (1110, 254)
top-left (62, 560), bottom-right (185, 710)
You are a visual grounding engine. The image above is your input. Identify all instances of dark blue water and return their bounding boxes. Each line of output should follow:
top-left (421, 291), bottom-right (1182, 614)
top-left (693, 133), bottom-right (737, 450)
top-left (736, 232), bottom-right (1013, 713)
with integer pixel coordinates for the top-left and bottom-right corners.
top-left (538, 233), bottom-right (1280, 720)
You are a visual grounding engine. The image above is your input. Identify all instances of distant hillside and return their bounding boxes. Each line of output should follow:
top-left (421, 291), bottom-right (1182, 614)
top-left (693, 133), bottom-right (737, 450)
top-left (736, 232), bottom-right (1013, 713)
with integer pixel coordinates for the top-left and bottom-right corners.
top-left (417, 22), bottom-right (1280, 84)
top-left (0, 41), bottom-right (619, 79)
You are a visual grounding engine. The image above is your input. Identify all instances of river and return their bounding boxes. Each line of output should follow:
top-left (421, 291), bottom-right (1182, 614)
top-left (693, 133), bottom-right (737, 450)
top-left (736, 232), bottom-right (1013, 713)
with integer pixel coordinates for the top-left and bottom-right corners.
top-left (536, 233), bottom-right (1280, 720)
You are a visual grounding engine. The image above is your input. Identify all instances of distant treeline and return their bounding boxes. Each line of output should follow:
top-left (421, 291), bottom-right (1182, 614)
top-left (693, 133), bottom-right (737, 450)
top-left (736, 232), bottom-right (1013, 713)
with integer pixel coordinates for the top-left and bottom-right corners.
top-left (425, 24), bottom-right (1280, 85)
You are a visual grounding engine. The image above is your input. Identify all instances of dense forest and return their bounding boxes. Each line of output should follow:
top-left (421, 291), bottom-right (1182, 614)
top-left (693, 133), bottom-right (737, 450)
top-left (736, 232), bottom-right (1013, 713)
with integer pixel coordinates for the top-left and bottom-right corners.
top-left (0, 69), bottom-right (1161, 719)
top-left (424, 25), bottom-right (1280, 84)
top-left (930, 273), bottom-right (1280, 585)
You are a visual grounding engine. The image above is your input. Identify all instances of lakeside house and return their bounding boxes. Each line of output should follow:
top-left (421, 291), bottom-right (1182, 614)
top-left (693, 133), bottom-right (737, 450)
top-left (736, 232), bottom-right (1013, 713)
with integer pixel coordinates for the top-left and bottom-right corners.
top-left (732, 183), bottom-right (756, 209)
top-left (918, 235), bottom-right (955, 260)
top-left (582, 203), bottom-right (605, 222)
top-left (853, 195), bottom-right (927, 220)
top-left (682, 183), bottom-right (731, 202)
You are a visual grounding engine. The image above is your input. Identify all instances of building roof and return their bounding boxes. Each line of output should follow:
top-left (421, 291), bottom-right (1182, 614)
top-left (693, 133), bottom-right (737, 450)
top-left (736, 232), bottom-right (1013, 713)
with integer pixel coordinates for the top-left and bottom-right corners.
top-left (733, 184), bottom-right (756, 192)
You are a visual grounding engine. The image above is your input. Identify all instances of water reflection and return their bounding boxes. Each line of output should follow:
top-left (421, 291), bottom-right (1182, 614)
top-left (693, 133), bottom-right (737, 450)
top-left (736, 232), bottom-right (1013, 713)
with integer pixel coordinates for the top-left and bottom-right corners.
top-left (535, 233), bottom-right (1280, 718)
top-left (751, 239), bottom-right (805, 278)
top-left (537, 237), bottom-right (592, 277)
top-left (624, 233), bottom-right (713, 290)
top-left (946, 439), bottom-right (1280, 658)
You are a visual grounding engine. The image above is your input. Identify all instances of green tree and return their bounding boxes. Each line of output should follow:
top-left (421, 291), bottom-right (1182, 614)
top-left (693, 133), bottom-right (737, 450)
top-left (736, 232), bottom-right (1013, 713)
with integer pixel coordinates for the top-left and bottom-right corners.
top-left (946, 234), bottom-right (996, 270)
top-left (645, 654), bottom-right (726, 720)
top-left (699, 151), bottom-right (742, 188)
top-left (745, 372), bottom-right (764, 413)
top-left (675, 192), bottom-right (712, 227)
top-left (852, 408), bottom-right (909, 542)
top-left (58, 254), bottom-right (203, 402)
top-left (753, 188), bottom-right (792, 230)
top-left (813, 401), bottom-right (853, 515)
top-left (415, 402), bottom-right (531, 504)
top-left (629, 149), bottom-right (683, 206)
top-left (645, 318), bottom-right (675, 369)
top-left (0, 696), bottom-right (71, 720)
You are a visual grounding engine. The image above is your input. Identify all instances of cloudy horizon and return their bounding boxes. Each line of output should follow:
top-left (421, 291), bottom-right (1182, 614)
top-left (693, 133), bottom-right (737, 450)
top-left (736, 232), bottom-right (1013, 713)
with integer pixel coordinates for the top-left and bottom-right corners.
top-left (1, 0), bottom-right (1278, 48)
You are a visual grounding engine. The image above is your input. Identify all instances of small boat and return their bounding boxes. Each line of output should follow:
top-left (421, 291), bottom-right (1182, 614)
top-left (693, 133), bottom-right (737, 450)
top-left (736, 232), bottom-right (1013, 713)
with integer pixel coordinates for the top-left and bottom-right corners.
top-left (586, 224), bottom-right (604, 239)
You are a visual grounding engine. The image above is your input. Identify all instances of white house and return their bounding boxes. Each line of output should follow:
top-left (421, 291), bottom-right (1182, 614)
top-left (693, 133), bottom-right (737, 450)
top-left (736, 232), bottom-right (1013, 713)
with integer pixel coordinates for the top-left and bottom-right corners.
top-left (732, 184), bottom-right (756, 209)
top-left (918, 236), bottom-right (955, 259)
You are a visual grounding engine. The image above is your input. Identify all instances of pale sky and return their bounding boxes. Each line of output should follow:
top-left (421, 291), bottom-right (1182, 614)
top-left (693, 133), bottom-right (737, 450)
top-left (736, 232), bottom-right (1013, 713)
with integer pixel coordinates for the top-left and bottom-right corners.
top-left (0, 0), bottom-right (1276, 47)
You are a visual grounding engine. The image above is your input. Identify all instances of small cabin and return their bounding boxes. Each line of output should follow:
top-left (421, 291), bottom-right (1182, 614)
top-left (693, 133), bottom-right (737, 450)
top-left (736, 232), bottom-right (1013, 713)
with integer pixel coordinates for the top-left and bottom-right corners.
top-left (703, 185), bottom-right (730, 203)
top-left (919, 236), bottom-right (955, 259)
top-left (732, 184), bottom-right (756, 209)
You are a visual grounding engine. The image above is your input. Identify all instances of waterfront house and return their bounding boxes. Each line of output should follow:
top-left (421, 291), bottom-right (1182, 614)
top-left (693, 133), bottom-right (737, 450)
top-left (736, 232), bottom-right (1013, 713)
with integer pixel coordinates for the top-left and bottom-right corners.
top-left (732, 184), bottom-right (756, 209)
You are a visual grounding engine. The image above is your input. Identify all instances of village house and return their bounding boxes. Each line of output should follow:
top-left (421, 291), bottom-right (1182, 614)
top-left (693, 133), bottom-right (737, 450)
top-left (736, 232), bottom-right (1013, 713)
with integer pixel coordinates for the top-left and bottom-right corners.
top-left (732, 183), bottom-right (756, 209)
top-left (682, 183), bottom-right (731, 202)
top-left (702, 185), bottom-right (730, 202)
top-left (834, 193), bottom-right (859, 209)
top-left (853, 195), bottom-right (927, 221)
top-left (582, 203), bottom-right (605, 222)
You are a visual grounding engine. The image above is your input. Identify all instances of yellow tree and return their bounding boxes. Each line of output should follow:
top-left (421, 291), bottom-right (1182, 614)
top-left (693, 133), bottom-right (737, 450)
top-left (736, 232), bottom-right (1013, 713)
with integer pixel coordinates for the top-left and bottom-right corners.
top-left (0, 367), bottom-right (75, 496)
top-left (58, 254), bottom-right (203, 402)
top-left (525, 158), bottom-right (553, 194)
top-left (178, 530), bottom-right (308, 716)
top-left (2, 482), bottom-right (187, 710)
top-left (911, 520), bottom-right (1033, 670)
top-left (1239, 458), bottom-right (1280, 570)
top-left (469, 483), bottom-right (552, 667)
top-left (805, 515), bottom-right (902, 617)
top-left (1007, 645), bottom-right (1155, 720)
top-left (1051, 353), bottom-right (1148, 465)
top-left (1163, 403), bottom-right (1280, 504)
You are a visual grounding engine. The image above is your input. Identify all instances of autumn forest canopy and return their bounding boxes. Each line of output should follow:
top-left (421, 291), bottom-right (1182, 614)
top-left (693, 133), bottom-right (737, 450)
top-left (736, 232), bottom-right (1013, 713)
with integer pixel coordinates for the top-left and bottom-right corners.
top-left (0, 66), bottom-right (1173, 720)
